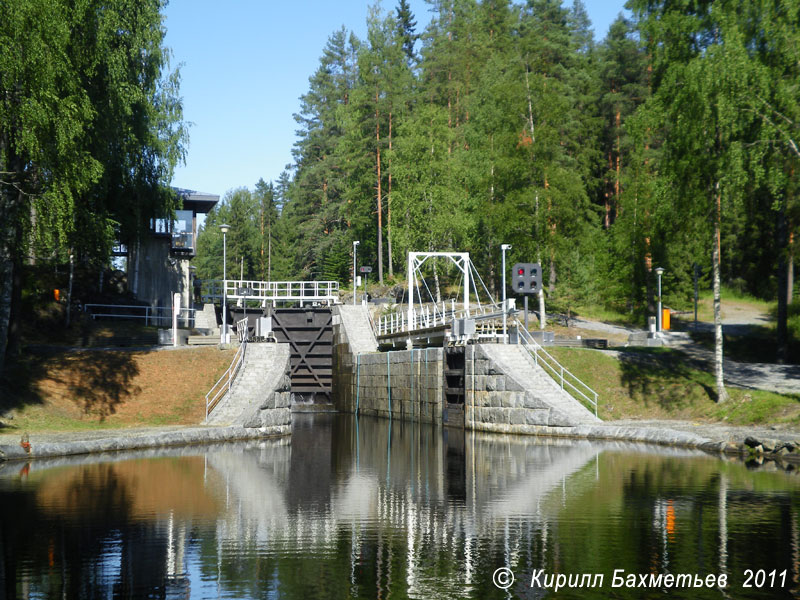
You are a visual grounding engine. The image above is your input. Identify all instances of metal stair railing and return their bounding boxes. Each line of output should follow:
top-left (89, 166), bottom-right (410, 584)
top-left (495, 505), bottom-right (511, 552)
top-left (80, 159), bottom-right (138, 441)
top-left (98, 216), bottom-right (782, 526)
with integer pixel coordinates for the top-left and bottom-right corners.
top-left (204, 321), bottom-right (248, 423)
top-left (514, 318), bottom-right (598, 417)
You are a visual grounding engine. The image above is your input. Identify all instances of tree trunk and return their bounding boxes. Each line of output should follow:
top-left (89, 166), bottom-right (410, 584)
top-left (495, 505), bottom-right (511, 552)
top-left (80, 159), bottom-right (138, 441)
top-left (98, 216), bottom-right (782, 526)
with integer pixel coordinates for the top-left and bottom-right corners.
top-left (713, 183), bottom-right (728, 402)
top-left (788, 230), bottom-right (794, 306)
top-left (387, 112), bottom-right (393, 278)
top-left (0, 258), bottom-right (10, 371)
top-left (777, 208), bottom-right (789, 363)
top-left (376, 90), bottom-right (384, 285)
top-left (66, 251), bottom-right (74, 328)
top-left (260, 202), bottom-right (265, 280)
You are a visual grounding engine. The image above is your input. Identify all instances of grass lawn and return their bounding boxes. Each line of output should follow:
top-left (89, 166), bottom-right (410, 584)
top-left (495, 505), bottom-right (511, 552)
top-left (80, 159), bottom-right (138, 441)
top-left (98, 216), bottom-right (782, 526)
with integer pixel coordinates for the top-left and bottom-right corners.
top-left (548, 347), bottom-right (800, 426)
top-left (0, 346), bottom-right (236, 432)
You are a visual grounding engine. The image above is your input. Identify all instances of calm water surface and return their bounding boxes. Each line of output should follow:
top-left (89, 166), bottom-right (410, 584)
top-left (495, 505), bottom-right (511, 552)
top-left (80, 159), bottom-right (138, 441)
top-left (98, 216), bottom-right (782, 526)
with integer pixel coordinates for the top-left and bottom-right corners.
top-left (1, 414), bottom-right (799, 599)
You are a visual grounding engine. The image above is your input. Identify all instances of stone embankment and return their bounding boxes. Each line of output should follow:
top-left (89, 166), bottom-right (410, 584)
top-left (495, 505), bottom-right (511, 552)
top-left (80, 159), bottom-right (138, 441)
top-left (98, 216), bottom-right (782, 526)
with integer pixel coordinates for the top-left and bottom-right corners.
top-left (0, 426), bottom-right (283, 462)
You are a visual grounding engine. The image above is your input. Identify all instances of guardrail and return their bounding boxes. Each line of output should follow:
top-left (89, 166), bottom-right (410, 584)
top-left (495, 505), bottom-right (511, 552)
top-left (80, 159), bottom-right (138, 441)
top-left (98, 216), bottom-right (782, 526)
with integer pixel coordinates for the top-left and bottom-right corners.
top-left (200, 279), bottom-right (339, 304)
top-left (376, 302), bottom-right (499, 336)
top-left (83, 303), bottom-right (195, 327)
top-left (205, 327), bottom-right (247, 423)
top-left (515, 318), bottom-right (598, 417)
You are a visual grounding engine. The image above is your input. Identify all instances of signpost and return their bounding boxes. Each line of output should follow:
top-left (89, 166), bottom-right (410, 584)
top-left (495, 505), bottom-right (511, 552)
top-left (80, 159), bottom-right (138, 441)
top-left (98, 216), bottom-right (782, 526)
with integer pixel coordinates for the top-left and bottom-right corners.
top-left (512, 262), bottom-right (543, 331)
top-left (360, 266), bottom-right (372, 303)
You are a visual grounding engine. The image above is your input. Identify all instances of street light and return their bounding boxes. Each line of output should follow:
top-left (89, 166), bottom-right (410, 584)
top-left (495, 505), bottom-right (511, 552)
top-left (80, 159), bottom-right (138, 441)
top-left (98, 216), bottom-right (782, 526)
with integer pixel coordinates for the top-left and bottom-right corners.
top-left (220, 223), bottom-right (230, 344)
top-left (353, 240), bottom-right (360, 306)
top-left (655, 267), bottom-right (665, 332)
top-left (501, 244), bottom-right (512, 344)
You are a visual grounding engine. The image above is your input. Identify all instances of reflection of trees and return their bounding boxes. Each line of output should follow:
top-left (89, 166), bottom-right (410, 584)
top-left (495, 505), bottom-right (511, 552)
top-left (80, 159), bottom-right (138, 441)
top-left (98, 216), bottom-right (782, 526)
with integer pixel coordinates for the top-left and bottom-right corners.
top-left (3, 421), bottom-right (800, 599)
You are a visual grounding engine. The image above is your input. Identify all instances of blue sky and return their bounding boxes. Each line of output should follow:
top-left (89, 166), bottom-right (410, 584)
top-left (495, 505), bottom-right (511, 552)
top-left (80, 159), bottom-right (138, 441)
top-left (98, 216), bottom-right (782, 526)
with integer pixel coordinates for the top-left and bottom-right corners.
top-left (164, 1), bottom-right (629, 199)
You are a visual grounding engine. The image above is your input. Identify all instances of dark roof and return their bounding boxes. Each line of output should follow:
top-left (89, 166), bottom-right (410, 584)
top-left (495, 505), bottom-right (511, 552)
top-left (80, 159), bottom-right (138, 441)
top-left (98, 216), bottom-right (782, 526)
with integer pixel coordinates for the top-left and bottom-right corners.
top-left (173, 187), bottom-right (219, 214)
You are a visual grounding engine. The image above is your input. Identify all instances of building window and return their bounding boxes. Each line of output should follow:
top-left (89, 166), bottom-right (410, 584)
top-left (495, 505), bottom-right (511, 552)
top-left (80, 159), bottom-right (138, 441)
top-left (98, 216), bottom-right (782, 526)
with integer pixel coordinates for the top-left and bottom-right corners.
top-left (171, 210), bottom-right (193, 250)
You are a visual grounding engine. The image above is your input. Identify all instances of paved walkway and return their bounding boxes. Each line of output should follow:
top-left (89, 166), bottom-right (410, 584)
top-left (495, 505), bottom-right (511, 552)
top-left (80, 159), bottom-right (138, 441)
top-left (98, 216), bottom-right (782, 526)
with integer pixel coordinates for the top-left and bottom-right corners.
top-left (561, 312), bottom-right (800, 396)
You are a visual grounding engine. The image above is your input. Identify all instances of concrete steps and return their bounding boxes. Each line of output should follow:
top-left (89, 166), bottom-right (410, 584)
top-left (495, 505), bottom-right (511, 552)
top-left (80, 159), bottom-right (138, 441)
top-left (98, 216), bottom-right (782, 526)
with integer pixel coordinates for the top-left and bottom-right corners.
top-left (207, 343), bottom-right (291, 426)
top-left (336, 305), bottom-right (378, 353)
top-left (481, 344), bottom-right (599, 425)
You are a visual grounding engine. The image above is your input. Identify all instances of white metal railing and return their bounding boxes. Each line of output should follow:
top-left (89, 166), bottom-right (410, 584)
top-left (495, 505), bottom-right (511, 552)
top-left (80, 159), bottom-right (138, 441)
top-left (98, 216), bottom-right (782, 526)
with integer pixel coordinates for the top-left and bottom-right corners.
top-left (376, 301), bottom-right (499, 337)
top-left (199, 279), bottom-right (339, 304)
top-left (205, 330), bottom-right (247, 422)
top-left (515, 318), bottom-right (598, 417)
top-left (83, 303), bottom-right (195, 327)
top-left (235, 316), bottom-right (249, 343)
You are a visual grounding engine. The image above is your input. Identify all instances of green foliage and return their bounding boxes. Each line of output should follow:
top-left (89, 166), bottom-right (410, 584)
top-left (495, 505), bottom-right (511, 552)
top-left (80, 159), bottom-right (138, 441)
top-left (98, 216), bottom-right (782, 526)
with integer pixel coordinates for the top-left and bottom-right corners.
top-left (0, 0), bottom-right (185, 366)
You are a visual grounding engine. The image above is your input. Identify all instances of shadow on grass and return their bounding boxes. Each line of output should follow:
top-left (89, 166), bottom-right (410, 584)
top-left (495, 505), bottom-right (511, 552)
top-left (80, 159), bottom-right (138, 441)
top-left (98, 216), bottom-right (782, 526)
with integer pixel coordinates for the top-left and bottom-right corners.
top-left (688, 326), bottom-right (799, 365)
top-left (616, 349), bottom-right (719, 410)
top-left (0, 347), bottom-right (143, 422)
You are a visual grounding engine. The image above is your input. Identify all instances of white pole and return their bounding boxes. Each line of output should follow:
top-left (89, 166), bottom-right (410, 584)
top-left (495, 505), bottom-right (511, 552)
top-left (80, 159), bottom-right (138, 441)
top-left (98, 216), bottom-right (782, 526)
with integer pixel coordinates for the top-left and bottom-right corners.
top-left (219, 223), bottom-right (230, 344)
top-left (222, 232), bottom-right (227, 343)
top-left (407, 253), bottom-right (415, 326)
top-left (656, 267), bottom-right (665, 332)
top-left (353, 241), bottom-right (359, 306)
top-left (501, 244), bottom-right (511, 344)
top-left (172, 292), bottom-right (181, 347)
top-left (463, 255), bottom-right (469, 314)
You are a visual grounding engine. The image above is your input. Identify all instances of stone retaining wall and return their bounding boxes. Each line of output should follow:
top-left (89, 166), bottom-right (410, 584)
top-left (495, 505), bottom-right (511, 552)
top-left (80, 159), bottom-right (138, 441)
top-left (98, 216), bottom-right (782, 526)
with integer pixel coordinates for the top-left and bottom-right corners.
top-left (346, 349), bottom-right (444, 423)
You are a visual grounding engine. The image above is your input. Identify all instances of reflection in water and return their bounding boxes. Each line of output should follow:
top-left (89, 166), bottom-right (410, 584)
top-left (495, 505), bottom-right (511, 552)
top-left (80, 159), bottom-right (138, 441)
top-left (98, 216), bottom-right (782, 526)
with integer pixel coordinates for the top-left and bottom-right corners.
top-left (0, 415), bottom-right (798, 599)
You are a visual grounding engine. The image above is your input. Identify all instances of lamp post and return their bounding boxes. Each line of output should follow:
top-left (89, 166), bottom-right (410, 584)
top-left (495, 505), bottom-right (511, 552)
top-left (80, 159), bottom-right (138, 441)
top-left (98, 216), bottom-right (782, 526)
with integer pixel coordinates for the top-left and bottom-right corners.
top-left (655, 267), bottom-right (665, 332)
top-left (353, 240), bottom-right (360, 306)
top-left (220, 223), bottom-right (230, 344)
top-left (501, 244), bottom-right (512, 343)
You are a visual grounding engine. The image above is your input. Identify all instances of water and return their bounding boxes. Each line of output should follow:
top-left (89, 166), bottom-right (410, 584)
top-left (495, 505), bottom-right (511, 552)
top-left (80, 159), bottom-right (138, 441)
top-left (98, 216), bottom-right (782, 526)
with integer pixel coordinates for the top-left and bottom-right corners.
top-left (1, 414), bottom-right (798, 599)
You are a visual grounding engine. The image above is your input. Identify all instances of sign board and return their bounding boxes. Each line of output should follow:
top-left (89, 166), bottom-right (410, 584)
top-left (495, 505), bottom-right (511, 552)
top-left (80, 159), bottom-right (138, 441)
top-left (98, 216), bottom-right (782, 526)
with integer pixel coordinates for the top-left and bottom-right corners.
top-left (360, 266), bottom-right (373, 273)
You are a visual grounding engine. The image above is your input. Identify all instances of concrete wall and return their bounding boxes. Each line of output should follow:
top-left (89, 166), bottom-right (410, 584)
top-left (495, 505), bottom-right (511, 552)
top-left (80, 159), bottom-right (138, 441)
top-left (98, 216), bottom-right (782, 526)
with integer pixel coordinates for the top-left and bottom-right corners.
top-left (127, 236), bottom-right (191, 321)
top-left (332, 306), bottom-right (598, 431)
top-left (344, 349), bottom-right (444, 424)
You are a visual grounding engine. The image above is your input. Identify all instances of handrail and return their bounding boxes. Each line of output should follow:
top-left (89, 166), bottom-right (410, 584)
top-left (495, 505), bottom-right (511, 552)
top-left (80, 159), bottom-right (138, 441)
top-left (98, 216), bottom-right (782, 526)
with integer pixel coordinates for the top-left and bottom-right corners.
top-left (204, 338), bottom-right (247, 422)
top-left (235, 317), bottom-right (249, 342)
top-left (84, 303), bottom-right (196, 327)
top-left (376, 302), bottom-right (499, 337)
top-left (515, 318), bottom-right (598, 417)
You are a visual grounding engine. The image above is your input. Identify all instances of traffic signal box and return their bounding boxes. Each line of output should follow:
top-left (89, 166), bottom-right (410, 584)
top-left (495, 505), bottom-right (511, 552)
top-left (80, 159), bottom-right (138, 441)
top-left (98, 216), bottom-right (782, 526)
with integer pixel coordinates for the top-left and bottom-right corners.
top-left (512, 262), bottom-right (542, 294)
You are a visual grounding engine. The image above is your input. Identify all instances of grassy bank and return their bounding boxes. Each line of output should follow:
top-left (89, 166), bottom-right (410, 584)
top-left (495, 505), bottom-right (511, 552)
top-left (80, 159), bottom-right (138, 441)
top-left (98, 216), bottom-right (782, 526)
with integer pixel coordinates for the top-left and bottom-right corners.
top-left (1, 346), bottom-right (235, 433)
top-left (548, 347), bottom-right (800, 426)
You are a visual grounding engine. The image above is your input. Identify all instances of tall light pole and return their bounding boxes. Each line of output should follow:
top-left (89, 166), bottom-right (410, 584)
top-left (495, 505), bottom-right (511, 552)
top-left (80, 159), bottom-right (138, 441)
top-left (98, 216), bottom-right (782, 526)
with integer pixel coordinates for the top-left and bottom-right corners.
top-left (501, 244), bottom-right (512, 343)
top-left (353, 240), bottom-right (360, 306)
top-left (220, 223), bottom-right (230, 344)
top-left (655, 267), bottom-right (665, 332)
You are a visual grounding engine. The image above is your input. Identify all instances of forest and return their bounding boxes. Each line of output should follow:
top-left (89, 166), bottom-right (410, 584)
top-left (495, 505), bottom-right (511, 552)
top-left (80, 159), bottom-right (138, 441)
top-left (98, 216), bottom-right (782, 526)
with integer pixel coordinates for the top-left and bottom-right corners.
top-left (194, 0), bottom-right (798, 367)
top-left (1, 0), bottom-right (798, 376)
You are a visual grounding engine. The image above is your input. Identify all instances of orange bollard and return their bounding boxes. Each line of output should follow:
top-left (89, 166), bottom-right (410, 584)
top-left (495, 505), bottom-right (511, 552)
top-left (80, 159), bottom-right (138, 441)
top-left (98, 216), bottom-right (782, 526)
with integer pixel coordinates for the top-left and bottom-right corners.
top-left (662, 308), bottom-right (671, 330)
top-left (53, 288), bottom-right (60, 302)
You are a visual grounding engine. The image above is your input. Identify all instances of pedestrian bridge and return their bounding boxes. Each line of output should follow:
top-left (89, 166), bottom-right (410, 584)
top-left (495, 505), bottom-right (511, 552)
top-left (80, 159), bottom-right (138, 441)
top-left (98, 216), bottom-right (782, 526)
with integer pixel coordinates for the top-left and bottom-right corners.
top-left (201, 279), bottom-right (339, 306)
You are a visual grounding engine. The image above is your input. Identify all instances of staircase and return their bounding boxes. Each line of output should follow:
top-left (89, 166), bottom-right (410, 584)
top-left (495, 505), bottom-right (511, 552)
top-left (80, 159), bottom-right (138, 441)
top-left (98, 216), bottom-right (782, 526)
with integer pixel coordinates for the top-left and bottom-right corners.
top-left (207, 343), bottom-right (291, 426)
top-left (193, 303), bottom-right (219, 335)
top-left (481, 344), bottom-right (599, 426)
top-left (336, 305), bottom-right (378, 353)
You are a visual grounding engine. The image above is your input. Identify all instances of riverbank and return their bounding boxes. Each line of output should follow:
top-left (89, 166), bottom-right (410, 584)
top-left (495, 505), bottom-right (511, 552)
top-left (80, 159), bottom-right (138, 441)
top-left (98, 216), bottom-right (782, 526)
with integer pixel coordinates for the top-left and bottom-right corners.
top-left (0, 416), bottom-right (797, 466)
top-left (0, 424), bottom-right (290, 461)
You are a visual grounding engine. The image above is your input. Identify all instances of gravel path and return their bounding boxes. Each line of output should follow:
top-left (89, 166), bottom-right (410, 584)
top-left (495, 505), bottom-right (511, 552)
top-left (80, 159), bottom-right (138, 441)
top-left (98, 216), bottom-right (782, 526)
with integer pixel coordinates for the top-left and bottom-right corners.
top-left (564, 306), bottom-right (800, 396)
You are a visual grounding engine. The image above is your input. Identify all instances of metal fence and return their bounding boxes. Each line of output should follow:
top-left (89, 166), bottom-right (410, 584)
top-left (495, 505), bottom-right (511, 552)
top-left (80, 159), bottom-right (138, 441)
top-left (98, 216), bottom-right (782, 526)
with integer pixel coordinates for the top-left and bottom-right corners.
top-left (83, 303), bottom-right (196, 328)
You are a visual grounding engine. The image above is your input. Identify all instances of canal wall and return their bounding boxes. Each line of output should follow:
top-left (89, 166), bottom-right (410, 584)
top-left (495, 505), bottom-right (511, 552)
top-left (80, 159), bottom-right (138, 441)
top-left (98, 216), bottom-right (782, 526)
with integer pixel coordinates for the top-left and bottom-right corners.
top-left (332, 306), bottom-right (598, 429)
